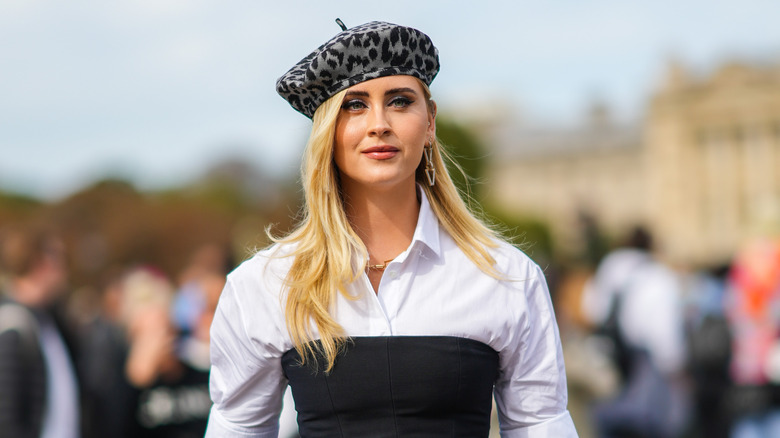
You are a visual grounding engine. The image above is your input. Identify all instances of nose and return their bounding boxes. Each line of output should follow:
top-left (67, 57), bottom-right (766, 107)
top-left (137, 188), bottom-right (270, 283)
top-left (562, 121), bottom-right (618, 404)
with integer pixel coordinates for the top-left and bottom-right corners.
top-left (367, 106), bottom-right (391, 137)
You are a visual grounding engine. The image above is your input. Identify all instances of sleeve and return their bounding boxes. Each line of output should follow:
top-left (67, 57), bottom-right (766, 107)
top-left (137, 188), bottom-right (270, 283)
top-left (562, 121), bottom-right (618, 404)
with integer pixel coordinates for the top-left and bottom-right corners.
top-left (0, 308), bottom-right (42, 438)
top-left (205, 276), bottom-right (289, 438)
top-left (493, 264), bottom-right (579, 438)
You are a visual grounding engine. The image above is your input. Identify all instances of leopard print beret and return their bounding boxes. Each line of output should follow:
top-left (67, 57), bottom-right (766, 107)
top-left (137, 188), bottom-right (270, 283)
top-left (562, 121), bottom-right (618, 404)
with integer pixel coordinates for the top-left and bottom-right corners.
top-left (276, 21), bottom-right (440, 119)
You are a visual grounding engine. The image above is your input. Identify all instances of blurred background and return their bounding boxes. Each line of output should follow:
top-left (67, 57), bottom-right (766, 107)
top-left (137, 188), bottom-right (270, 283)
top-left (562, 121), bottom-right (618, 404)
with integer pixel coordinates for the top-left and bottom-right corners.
top-left (2, 1), bottom-right (780, 437)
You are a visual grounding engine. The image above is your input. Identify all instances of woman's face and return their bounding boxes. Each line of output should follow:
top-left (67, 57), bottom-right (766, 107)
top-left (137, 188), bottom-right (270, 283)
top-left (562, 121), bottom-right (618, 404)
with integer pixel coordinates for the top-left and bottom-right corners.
top-left (334, 75), bottom-right (435, 192)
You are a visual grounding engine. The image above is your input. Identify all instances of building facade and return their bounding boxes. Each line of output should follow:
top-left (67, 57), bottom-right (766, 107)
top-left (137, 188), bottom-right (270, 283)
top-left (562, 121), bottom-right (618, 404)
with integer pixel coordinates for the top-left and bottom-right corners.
top-left (647, 60), bottom-right (780, 266)
top-left (488, 60), bottom-right (780, 267)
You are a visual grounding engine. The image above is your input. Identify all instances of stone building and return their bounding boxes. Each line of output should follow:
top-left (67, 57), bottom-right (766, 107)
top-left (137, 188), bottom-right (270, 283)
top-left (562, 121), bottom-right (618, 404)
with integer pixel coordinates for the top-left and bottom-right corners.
top-left (647, 60), bottom-right (780, 266)
top-left (487, 59), bottom-right (780, 267)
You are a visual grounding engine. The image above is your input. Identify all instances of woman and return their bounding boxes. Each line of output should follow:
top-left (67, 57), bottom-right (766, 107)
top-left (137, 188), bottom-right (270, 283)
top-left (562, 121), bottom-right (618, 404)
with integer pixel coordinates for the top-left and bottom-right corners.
top-left (206, 20), bottom-right (578, 437)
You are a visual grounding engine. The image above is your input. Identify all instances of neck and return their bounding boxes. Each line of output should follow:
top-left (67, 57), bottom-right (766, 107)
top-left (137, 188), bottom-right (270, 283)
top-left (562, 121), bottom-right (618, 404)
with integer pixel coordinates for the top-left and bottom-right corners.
top-left (342, 180), bottom-right (420, 263)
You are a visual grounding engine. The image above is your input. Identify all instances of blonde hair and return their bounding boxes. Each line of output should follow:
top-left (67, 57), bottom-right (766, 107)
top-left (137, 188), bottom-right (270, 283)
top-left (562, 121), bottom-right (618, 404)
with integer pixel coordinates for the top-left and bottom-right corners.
top-left (270, 79), bottom-right (500, 371)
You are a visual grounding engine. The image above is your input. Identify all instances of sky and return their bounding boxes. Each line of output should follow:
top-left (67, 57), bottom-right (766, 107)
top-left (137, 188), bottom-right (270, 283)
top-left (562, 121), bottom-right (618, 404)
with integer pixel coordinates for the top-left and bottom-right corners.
top-left (1, 0), bottom-right (779, 200)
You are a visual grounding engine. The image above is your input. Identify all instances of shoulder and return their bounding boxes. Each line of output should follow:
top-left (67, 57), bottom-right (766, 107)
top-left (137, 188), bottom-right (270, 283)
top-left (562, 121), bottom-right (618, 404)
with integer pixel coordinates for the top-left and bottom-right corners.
top-left (434, 230), bottom-right (547, 300)
top-left (598, 248), bottom-right (649, 276)
top-left (225, 243), bottom-right (294, 298)
top-left (489, 238), bottom-right (546, 284)
top-left (0, 300), bottom-right (42, 369)
top-left (214, 244), bottom-right (294, 340)
top-left (487, 241), bottom-right (554, 330)
top-left (211, 245), bottom-right (294, 362)
top-left (437, 226), bottom-right (544, 282)
top-left (0, 300), bottom-right (39, 339)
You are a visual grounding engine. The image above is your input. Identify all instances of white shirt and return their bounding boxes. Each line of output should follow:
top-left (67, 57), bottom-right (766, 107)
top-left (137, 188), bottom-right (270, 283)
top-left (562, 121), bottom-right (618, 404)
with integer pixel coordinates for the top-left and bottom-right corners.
top-left (206, 191), bottom-right (577, 438)
top-left (38, 314), bottom-right (80, 438)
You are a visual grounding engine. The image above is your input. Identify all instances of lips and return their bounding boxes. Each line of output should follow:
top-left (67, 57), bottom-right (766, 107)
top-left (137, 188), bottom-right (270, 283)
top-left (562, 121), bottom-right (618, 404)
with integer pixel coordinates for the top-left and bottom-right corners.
top-left (362, 145), bottom-right (399, 160)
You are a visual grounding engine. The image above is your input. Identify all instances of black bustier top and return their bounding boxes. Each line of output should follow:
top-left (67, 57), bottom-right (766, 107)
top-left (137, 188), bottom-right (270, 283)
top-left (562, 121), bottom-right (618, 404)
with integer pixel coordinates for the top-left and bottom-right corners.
top-left (281, 336), bottom-right (499, 438)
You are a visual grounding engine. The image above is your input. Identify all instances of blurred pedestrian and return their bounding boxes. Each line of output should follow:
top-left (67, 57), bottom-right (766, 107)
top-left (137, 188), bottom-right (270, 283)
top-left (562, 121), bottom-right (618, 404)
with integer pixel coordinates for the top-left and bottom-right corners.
top-left (581, 226), bottom-right (690, 438)
top-left (0, 224), bottom-right (80, 438)
top-left (172, 243), bottom-right (230, 370)
top-left (119, 267), bottom-right (212, 438)
top-left (684, 264), bottom-right (732, 438)
top-left (78, 267), bottom-right (135, 438)
top-left (724, 238), bottom-right (780, 438)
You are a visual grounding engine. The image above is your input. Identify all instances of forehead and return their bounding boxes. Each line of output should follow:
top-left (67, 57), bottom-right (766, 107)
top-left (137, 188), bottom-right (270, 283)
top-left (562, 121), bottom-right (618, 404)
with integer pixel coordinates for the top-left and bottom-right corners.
top-left (344, 75), bottom-right (424, 95)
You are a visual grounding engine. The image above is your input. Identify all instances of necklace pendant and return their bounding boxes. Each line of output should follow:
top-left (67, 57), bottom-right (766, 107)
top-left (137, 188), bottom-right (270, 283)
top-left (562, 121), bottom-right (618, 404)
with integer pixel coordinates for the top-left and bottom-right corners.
top-left (367, 259), bottom-right (394, 271)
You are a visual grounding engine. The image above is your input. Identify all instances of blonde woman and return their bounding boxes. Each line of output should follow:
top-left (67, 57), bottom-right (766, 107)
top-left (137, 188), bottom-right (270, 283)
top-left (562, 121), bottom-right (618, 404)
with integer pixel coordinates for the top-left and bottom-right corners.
top-left (206, 21), bottom-right (578, 438)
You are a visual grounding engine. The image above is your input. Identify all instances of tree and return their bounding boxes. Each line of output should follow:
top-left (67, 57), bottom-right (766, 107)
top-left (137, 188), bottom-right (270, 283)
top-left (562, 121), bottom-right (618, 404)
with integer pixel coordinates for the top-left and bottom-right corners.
top-left (435, 116), bottom-right (554, 262)
top-left (435, 117), bottom-right (486, 197)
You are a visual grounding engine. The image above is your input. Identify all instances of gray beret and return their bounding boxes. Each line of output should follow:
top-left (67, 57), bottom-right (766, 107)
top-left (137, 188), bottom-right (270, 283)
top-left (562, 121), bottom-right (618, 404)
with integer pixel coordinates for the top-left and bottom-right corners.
top-left (276, 21), bottom-right (440, 119)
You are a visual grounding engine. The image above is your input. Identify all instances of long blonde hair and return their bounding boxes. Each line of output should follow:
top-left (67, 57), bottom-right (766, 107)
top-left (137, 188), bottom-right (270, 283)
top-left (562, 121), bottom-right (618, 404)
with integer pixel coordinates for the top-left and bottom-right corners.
top-left (270, 79), bottom-right (500, 371)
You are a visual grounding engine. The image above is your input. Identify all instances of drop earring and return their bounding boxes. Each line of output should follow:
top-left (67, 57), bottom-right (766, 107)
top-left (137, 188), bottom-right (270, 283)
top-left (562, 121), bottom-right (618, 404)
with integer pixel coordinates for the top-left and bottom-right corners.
top-left (424, 141), bottom-right (435, 186)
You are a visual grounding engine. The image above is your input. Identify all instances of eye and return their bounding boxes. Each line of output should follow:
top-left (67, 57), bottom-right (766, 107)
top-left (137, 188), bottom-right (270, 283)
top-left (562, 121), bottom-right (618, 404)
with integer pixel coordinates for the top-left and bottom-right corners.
top-left (389, 96), bottom-right (414, 108)
top-left (341, 99), bottom-right (367, 111)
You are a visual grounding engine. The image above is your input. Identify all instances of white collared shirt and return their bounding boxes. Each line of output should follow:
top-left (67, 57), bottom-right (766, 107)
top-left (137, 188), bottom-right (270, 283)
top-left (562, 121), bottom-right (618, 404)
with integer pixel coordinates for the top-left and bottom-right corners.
top-left (206, 191), bottom-right (578, 438)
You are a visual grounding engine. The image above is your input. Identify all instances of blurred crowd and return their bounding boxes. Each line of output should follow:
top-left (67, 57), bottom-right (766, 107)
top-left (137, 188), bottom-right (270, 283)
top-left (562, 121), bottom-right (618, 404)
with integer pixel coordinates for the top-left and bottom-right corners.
top-left (3, 220), bottom-right (780, 438)
top-left (0, 223), bottom-right (229, 438)
top-left (560, 226), bottom-right (780, 438)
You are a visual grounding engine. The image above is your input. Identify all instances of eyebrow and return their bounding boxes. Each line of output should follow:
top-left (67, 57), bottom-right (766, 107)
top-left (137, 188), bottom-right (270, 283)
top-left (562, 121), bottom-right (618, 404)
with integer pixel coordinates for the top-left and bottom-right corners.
top-left (343, 87), bottom-right (418, 98)
top-left (344, 90), bottom-right (369, 97)
top-left (385, 87), bottom-right (417, 96)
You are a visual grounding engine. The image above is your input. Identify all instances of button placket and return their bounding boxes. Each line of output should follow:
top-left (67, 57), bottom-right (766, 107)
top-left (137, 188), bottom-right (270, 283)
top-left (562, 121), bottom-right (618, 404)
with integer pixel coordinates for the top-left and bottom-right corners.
top-left (376, 257), bottom-right (408, 333)
top-left (362, 272), bottom-right (393, 335)
top-left (379, 248), bottom-right (420, 328)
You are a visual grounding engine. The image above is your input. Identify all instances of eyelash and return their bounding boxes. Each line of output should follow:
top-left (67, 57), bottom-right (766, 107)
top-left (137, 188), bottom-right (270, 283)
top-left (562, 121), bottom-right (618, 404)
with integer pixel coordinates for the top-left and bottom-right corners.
top-left (342, 99), bottom-right (366, 111)
top-left (390, 96), bottom-right (414, 108)
top-left (341, 96), bottom-right (415, 111)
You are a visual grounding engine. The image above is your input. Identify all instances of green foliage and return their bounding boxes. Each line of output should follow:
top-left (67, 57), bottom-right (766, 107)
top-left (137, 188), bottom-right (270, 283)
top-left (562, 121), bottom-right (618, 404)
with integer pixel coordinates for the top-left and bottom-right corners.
top-left (184, 181), bottom-right (248, 215)
top-left (434, 116), bottom-right (555, 262)
top-left (87, 178), bottom-right (137, 193)
top-left (435, 117), bottom-right (486, 196)
top-left (0, 190), bottom-right (44, 227)
top-left (485, 207), bottom-right (554, 262)
top-left (0, 190), bottom-right (41, 210)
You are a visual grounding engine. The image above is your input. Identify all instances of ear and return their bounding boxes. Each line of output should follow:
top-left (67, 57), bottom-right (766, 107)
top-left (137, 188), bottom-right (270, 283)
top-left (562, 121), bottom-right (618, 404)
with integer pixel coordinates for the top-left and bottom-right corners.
top-left (427, 100), bottom-right (437, 139)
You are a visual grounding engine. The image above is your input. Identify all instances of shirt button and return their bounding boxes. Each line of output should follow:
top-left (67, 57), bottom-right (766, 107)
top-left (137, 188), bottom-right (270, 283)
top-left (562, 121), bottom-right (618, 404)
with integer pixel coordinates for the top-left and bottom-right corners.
top-left (387, 270), bottom-right (398, 279)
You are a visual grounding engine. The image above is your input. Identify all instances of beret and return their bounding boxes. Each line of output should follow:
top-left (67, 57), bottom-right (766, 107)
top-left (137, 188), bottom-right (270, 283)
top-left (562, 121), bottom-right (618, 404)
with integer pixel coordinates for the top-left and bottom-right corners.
top-left (276, 21), bottom-right (440, 119)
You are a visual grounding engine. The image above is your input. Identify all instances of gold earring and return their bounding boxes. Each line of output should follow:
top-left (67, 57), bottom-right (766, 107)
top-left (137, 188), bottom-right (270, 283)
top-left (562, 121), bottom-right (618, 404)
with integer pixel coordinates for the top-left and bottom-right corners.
top-left (424, 141), bottom-right (435, 186)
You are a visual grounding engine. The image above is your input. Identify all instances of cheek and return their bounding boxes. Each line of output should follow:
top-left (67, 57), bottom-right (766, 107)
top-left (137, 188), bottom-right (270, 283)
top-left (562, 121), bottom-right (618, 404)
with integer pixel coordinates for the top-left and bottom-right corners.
top-left (333, 117), bottom-right (367, 171)
top-left (405, 117), bottom-right (431, 148)
top-left (335, 116), bottom-right (362, 146)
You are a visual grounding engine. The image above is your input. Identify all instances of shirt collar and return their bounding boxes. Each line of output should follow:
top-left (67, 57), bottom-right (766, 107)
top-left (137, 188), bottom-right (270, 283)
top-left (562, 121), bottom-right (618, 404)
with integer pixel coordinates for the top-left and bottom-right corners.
top-left (411, 186), bottom-right (442, 259)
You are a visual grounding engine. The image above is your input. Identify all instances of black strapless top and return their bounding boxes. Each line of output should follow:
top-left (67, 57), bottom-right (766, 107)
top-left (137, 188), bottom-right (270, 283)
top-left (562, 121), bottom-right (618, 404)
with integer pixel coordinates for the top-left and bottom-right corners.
top-left (281, 336), bottom-right (499, 438)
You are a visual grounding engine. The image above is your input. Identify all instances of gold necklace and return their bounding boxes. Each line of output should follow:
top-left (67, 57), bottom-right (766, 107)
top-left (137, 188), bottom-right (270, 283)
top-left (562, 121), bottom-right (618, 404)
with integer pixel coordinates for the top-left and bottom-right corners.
top-left (366, 259), bottom-right (394, 271)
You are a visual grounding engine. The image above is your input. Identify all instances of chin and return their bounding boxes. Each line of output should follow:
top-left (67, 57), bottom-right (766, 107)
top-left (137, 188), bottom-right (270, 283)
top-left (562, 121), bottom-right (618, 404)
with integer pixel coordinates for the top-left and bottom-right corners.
top-left (340, 168), bottom-right (417, 192)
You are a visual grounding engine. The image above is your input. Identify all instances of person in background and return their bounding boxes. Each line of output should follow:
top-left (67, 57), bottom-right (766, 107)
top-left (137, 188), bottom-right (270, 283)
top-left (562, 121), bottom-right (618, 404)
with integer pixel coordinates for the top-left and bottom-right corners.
top-left (172, 244), bottom-right (231, 371)
top-left (0, 224), bottom-right (80, 438)
top-left (580, 226), bottom-right (690, 438)
top-left (684, 264), bottom-right (732, 438)
top-left (119, 267), bottom-right (212, 438)
top-left (78, 267), bottom-right (136, 438)
top-left (724, 238), bottom-right (780, 438)
top-left (81, 260), bottom-right (226, 438)
top-left (175, 271), bottom-right (225, 370)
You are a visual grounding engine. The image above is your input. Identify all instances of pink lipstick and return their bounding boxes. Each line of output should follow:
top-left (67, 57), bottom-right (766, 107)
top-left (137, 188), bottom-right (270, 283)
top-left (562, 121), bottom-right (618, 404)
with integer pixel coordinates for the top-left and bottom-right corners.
top-left (362, 145), bottom-right (399, 160)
